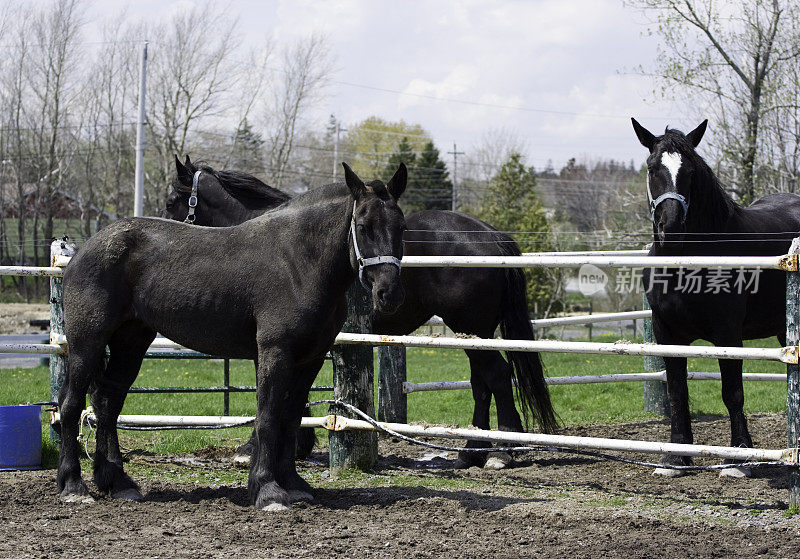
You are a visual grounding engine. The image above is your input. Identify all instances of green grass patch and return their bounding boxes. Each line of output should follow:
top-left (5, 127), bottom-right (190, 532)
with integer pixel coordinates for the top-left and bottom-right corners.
top-left (1, 333), bottom-right (789, 463)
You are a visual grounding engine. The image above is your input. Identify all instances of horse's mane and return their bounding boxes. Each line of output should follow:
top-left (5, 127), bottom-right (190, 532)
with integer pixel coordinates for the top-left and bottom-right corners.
top-left (660, 128), bottom-right (738, 230)
top-left (277, 178), bottom-right (393, 209)
top-left (182, 160), bottom-right (292, 203)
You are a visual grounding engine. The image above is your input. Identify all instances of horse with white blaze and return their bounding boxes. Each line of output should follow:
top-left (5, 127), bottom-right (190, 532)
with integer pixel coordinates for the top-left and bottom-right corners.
top-left (632, 117), bottom-right (800, 477)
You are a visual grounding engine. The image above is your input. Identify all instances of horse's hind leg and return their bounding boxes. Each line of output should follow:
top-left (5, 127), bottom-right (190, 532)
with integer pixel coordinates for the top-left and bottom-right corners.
top-left (454, 350), bottom-right (493, 469)
top-left (469, 349), bottom-right (521, 470)
top-left (91, 321), bottom-right (155, 499)
top-left (57, 342), bottom-right (106, 502)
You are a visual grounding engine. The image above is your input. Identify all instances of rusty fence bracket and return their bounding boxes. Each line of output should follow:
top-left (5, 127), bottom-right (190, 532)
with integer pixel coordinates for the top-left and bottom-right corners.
top-left (779, 253), bottom-right (799, 272)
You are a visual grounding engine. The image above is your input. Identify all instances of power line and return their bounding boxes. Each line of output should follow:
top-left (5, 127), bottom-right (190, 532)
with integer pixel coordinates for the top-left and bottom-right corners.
top-left (335, 80), bottom-right (677, 120)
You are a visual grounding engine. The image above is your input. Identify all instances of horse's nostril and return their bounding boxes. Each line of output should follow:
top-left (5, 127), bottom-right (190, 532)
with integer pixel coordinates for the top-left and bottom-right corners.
top-left (377, 288), bottom-right (387, 303)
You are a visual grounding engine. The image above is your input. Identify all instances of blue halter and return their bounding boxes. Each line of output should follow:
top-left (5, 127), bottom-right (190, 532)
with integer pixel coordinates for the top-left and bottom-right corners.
top-left (647, 175), bottom-right (689, 219)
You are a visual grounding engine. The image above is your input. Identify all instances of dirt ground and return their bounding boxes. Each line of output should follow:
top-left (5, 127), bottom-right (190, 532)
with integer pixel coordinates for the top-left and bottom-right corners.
top-left (0, 303), bottom-right (49, 335)
top-left (1, 414), bottom-right (798, 558)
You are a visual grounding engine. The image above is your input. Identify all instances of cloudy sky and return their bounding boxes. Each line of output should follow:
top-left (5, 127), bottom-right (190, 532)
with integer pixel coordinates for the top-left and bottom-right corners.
top-left (88, 0), bottom-right (701, 172)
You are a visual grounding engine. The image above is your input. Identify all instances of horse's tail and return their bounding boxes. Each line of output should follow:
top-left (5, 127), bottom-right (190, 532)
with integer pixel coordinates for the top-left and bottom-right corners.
top-left (497, 239), bottom-right (559, 434)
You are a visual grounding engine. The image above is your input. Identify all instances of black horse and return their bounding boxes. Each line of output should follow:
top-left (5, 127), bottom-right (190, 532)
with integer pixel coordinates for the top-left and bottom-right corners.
top-left (632, 118), bottom-right (800, 476)
top-left (166, 156), bottom-right (557, 469)
top-left (57, 163), bottom-right (407, 511)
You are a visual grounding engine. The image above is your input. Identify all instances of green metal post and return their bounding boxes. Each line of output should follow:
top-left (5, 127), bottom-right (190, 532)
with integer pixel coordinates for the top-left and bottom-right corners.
top-left (642, 295), bottom-right (670, 417)
top-left (786, 238), bottom-right (800, 509)
top-left (49, 239), bottom-right (75, 443)
top-left (378, 346), bottom-right (407, 424)
top-left (223, 359), bottom-right (230, 416)
top-left (329, 283), bottom-right (377, 474)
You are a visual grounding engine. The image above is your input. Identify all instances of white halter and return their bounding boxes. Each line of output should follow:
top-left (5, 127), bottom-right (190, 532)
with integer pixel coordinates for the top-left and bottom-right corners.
top-left (184, 170), bottom-right (201, 224)
top-left (349, 201), bottom-right (402, 289)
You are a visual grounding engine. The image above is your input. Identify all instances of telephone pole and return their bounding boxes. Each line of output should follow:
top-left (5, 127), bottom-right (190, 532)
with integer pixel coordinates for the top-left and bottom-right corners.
top-left (134, 41), bottom-right (148, 217)
top-left (447, 142), bottom-right (465, 212)
top-left (332, 120), bottom-right (347, 182)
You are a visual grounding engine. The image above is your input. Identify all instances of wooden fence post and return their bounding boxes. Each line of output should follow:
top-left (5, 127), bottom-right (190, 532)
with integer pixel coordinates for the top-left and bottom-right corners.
top-left (378, 346), bottom-right (406, 424)
top-left (329, 283), bottom-right (377, 473)
top-left (642, 295), bottom-right (670, 417)
top-left (49, 239), bottom-right (75, 443)
top-left (786, 238), bottom-right (800, 509)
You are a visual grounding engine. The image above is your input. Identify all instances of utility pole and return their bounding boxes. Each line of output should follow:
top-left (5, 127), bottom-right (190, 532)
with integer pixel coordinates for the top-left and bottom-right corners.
top-left (332, 120), bottom-right (347, 182)
top-left (134, 41), bottom-right (148, 217)
top-left (447, 142), bottom-right (464, 212)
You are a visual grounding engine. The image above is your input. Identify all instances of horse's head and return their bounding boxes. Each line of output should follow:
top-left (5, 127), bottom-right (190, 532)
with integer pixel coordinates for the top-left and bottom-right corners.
top-left (164, 155), bottom-right (206, 223)
top-left (343, 161), bottom-right (407, 314)
top-left (165, 155), bottom-right (289, 226)
top-left (632, 118), bottom-right (708, 249)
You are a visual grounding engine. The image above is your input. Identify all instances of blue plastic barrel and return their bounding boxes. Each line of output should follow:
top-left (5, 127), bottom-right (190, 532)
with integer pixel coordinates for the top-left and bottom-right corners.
top-left (0, 405), bottom-right (42, 470)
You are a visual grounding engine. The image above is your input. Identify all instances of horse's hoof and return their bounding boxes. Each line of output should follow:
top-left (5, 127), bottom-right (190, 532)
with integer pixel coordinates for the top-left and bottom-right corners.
top-left (112, 488), bottom-right (144, 501)
top-left (261, 502), bottom-right (292, 512)
top-left (719, 466), bottom-right (751, 478)
top-left (288, 489), bottom-right (314, 503)
top-left (484, 452), bottom-right (513, 470)
top-left (652, 467), bottom-right (685, 478)
top-left (233, 454), bottom-right (251, 467)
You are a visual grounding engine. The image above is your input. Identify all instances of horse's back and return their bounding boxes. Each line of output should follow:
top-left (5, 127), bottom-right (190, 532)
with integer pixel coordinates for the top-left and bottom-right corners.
top-left (739, 192), bottom-right (800, 237)
top-left (404, 211), bottom-right (516, 257)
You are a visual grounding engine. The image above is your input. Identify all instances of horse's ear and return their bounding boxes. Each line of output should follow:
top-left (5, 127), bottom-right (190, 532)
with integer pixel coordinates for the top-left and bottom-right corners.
top-left (175, 154), bottom-right (192, 185)
top-left (631, 118), bottom-right (656, 152)
top-left (386, 162), bottom-right (407, 200)
top-left (686, 119), bottom-right (708, 148)
top-left (342, 162), bottom-right (365, 199)
top-left (184, 154), bottom-right (192, 167)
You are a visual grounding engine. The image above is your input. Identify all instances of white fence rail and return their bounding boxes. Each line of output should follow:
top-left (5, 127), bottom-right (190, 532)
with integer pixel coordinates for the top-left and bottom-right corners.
top-left (403, 371), bottom-right (788, 393)
top-left (88, 411), bottom-right (793, 464)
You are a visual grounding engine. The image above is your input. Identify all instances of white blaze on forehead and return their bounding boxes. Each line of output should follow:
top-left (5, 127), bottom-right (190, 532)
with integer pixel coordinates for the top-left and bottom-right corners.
top-left (661, 152), bottom-right (682, 188)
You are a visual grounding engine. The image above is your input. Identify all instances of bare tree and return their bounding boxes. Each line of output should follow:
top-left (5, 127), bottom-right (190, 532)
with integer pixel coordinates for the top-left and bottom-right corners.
top-left (463, 127), bottom-right (529, 183)
top-left (145, 1), bottom-right (242, 211)
top-left (459, 127), bottom-right (529, 208)
top-left (74, 15), bottom-right (140, 232)
top-left (0, 5), bottom-right (37, 298)
top-left (27, 0), bottom-right (85, 254)
top-left (628, 0), bottom-right (800, 202)
top-left (225, 41), bottom-right (274, 172)
top-left (262, 33), bottom-right (334, 188)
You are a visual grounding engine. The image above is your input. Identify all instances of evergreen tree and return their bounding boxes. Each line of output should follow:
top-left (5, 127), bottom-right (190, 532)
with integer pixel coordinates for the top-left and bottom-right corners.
top-left (383, 138), bottom-right (452, 213)
top-left (478, 152), bottom-right (558, 314)
top-left (229, 118), bottom-right (265, 176)
top-left (414, 141), bottom-right (453, 211)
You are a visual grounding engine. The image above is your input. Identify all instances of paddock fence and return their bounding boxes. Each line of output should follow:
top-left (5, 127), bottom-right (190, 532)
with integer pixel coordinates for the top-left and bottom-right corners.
top-left (2, 239), bottom-right (800, 506)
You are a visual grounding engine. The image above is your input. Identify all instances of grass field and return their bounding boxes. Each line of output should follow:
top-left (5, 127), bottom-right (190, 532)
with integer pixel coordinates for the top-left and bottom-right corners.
top-left (0, 333), bottom-right (789, 465)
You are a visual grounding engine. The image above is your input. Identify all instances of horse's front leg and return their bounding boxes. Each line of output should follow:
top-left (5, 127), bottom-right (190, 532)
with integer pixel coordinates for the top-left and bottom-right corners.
top-left (275, 359), bottom-right (324, 503)
top-left (653, 355), bottom-right (693, 477)
top-left (718, 353), bottom-right (753, 478)
top-left (249, 347), bottom-right (294, 511)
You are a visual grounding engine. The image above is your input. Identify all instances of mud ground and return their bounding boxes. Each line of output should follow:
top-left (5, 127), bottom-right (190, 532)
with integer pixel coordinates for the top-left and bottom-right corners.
top-left (1, 413), bottom-right (798, 558)
top-left (0, 304), bottom-right (49, 335)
